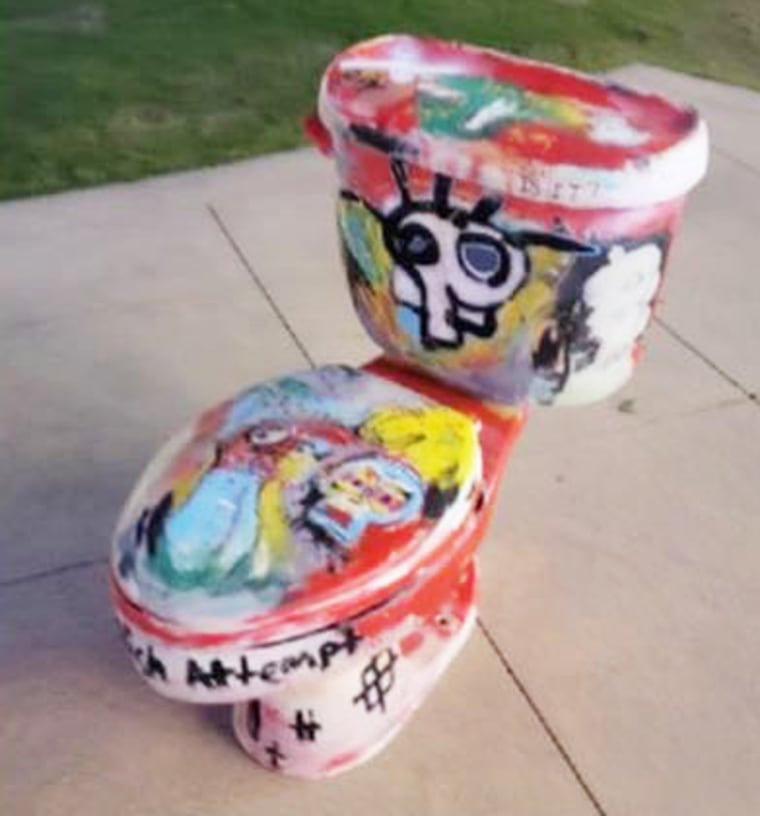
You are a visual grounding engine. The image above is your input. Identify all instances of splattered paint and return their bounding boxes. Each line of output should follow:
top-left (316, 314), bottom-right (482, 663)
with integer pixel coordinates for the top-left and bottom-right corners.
top-left (111, 35), bottom-right (707, 781)
top-left (319, 35), bottom-right (707, 209)
top-left (315, 34), bottom-right (708, 405)
top-left (110, 365), bottom-right (503, 779)
top-left (336, 156), bottom-right (671, 405)
top-left (112, 366), bottom-right (481, 630)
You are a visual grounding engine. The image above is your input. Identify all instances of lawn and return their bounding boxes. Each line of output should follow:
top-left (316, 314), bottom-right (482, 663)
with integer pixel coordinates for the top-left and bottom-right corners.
top-left (3, 0), bottom-right (760, 200)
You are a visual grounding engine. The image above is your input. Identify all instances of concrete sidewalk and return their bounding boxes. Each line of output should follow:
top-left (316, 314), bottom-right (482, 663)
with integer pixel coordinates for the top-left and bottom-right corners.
top-left (1, 65), bottom-right (758, 816)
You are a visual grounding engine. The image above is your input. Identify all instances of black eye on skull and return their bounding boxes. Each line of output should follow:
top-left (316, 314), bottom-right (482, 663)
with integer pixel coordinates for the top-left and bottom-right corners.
top-left (393, 222), bottom-right (440, 266)
top-left (457, 233), bottom-right (512, 287)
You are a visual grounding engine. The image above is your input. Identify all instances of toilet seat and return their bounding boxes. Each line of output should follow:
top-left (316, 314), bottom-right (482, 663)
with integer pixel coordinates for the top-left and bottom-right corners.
top-left (110, 365), bottom-right (492, 703)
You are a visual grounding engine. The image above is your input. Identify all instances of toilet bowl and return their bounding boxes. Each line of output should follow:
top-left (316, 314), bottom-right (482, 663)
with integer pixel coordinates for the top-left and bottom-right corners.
top-left (110, 363), bottom-right (523, 777)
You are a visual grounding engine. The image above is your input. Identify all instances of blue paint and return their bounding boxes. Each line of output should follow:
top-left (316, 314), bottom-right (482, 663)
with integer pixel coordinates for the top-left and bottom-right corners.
top-left (396, 304), bottom-right (423, 347)
top-left (153, 469), bottom-right (261, 590)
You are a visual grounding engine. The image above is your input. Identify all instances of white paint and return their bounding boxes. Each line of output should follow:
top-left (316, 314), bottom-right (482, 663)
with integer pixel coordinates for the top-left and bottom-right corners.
top-left (392, 266), bottom-right (422, 306)
top-left (464, 97), bottom-right (519, 132)
top-left (555, 243), bottom-right (663, 406)
top-left (321, 38), bottom-right (710, 209)
top-left (589, 111), bottom-right (650, 147)
top-left (584, 244), bottom-right (662, 345)
top-left (114, 562), bottom-right (478, 779)
top-left (231, 602), bottom-right (477, 778)
top-left (391, 211), bottom-right (528, 349)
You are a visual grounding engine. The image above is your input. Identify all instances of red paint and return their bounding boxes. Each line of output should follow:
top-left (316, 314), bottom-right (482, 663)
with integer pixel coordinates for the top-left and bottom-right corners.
top-left (111, 360), bottom-right (524, 651)
top-left (322, 749), bottom-right (361, 774)
top-left (399, 630), bottom-right (424, 656)
top-left (327, 133), bottom-right (683, 245)
top-left (321, 35), bottom-right (699, 172)
top-left (303, 113), bottom-right (333, 157)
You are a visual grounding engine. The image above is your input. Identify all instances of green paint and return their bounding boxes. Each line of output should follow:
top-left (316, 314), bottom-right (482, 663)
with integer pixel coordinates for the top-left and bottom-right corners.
top-left (418, 76), bottom-right (538, 139)
top-left (339, 198), bottom-right (391, 287)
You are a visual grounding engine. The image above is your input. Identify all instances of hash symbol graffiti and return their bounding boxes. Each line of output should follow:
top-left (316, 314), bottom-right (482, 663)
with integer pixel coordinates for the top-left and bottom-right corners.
top-left (352, 648), bottom-right (398, 713)
top-left (265, 740), bottom-right (286, 770)
top-left (289, 709), bottom-right (322, 742)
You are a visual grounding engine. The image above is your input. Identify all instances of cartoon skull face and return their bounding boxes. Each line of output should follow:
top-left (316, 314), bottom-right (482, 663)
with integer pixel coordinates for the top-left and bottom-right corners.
top-left (341, 160), bottom-right (595, 353)
top-left (389, 209), bottom-right (529, 349)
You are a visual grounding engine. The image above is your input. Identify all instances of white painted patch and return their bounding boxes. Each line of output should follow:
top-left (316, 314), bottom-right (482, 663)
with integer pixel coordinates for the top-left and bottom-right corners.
top-left (590, 112), bottom-right (650, 147)
top-left (464, 97), bottom-right (519, 132)
top-left (556, 243), bottom-right (663, 405)
top-left (584, 244), bottom-right (662, 346)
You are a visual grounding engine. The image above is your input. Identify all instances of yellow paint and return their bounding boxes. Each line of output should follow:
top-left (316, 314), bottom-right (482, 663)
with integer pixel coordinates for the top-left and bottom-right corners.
top-left (527, 91), bottom-right (589, 131)
top-left (253, 449), bottom-right (317, 574)
top-left (499, 245), bottom-right (570, 341)
top-left (360, 406), bottom-right (478, 490)
top-left (277, 449), bottom-right (317, 482)
top-left (338, 197), bottom-right (393, 287)
top-left (324, 464), bottom-right (410, 516)
top-left (339, 185), bottom-right (577, 373)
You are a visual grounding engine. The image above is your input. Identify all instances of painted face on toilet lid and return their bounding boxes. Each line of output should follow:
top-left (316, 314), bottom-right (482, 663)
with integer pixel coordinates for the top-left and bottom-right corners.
top-left (111, 366), bottom-right (482, 633)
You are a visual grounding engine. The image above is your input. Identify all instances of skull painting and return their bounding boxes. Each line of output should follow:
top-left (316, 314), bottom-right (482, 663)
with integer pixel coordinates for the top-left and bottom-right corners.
top-left (375, 160), bottom-right (594, 351)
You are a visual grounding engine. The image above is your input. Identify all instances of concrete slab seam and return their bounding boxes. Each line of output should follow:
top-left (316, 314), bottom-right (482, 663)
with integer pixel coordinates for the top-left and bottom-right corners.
top-left (476, 617), bottom-right (608, 816)
top-left (206, 203), bottom-right (316, 369)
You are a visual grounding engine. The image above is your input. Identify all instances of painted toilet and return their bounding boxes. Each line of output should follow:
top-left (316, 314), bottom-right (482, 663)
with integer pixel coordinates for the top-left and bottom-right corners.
top-left (110, 35), bottom-right (708, 779)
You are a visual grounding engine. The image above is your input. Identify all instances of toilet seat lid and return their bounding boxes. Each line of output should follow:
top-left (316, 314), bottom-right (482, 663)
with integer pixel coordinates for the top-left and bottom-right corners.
top-left (111, 365), bottom-right (482, 642)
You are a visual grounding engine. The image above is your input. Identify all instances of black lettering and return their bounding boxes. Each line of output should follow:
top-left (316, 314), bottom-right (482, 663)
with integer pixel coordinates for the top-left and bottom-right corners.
top-left (319, 626), bottom-right (362, 670)
top-left (259, 661), bottom-right (280, 684)
top-left (185, 628), bottom-right (366, 693)
top-left (281, 651), bottom-right (319, 674)
top-left (236, 655), bottom-right (257, 685)
top-left (341, 626), bottom-right (363, 656)
top-left (265, 740), bottom-right (286, 770)
top-left (318, 639), bottom-right (341, 670)
top-left (186, 658), bottom-right (214, 688)
top-left (144, 646), bottom-right (167, 682)
top-left (209, 659), bottom-right (234, 688)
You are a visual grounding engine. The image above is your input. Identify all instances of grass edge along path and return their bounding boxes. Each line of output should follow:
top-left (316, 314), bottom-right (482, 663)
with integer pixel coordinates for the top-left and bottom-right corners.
top-left (3, 0), bottom-right (760, 200)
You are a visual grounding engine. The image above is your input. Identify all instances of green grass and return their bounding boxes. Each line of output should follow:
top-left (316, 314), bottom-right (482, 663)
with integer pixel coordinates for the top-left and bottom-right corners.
top-left (3, 0), bottom-right (760, 199)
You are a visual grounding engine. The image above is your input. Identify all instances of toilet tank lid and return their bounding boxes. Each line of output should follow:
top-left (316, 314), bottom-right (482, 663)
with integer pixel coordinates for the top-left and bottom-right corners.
top-left (318, 34), bottom-right (708, 209)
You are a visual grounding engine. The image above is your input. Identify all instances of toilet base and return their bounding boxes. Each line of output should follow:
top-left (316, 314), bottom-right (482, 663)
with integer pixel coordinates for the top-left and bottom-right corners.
top-left (231, 562), bottom-right (478, 779)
